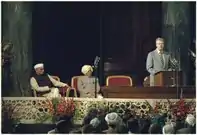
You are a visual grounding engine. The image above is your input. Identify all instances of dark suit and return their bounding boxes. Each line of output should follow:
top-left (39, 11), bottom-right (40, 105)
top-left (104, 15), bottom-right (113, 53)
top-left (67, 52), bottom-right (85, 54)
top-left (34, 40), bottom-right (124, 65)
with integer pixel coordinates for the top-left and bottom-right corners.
top-left (146, 49), bottom-right (172, 86)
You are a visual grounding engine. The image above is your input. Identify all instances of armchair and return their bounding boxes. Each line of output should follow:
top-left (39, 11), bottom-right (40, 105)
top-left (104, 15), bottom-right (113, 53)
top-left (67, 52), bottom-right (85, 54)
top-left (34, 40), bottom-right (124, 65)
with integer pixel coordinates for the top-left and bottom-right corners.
top-left (71, 76), bottom-right (84, 97)
top-left (71, 76), bottom-right (81, 90)
top-left (106, 75), bottom-right (133, 86)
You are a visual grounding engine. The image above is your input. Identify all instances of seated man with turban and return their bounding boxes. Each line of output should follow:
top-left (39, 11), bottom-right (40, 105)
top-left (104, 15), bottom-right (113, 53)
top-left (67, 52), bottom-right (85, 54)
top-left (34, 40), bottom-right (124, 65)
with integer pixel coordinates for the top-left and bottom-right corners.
top-left (77, 65), bottom-right (103, 98)
top-left (104, 112), bottom-right (126, 133)
top-left (30, 63), bottom-right (70, 97)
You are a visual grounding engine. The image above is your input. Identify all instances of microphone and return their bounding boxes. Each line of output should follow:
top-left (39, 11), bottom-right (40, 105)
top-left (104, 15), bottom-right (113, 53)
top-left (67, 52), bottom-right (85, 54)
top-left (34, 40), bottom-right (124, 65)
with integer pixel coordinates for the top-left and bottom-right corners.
top-left (170, 55), bottom-right (179, 70)
top-left (188, 49), bottom-right (196, 58)
top-left (93, 56), bottom-right (100, 69)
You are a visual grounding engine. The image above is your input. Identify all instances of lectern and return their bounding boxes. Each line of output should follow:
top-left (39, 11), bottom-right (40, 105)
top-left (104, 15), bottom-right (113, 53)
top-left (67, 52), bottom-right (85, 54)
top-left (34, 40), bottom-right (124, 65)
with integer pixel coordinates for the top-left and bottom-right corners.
top-left (153, 71), bottom-right (182, 87)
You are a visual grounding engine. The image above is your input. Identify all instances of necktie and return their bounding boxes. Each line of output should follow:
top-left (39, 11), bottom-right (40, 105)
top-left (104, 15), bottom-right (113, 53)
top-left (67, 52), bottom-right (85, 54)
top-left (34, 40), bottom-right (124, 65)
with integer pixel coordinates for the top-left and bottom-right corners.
top-left (160, 54), bottom-right (164, 66)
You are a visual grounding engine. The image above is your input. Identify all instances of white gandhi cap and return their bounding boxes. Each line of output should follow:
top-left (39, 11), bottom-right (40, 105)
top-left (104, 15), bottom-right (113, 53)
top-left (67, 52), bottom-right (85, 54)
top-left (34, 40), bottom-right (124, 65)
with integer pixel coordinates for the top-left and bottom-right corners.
top-left (34, 63), bottom-right (44, 69)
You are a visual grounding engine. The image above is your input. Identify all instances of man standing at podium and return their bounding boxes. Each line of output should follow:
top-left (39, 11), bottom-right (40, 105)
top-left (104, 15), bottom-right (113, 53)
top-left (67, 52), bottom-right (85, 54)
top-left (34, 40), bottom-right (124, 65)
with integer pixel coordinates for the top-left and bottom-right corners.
top-left (146, 37), bottom-right (172, 86)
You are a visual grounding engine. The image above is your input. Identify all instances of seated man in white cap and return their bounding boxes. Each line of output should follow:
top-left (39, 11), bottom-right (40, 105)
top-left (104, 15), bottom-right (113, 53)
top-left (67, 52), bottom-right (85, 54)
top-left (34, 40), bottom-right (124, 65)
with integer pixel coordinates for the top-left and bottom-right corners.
top-left (175, 114), bottom-right (196, 134)
top-left (104, 112), bottom-right (124, 133)
top-left (77, 65), bottom-right (103, 98)
top-left (30, 63), bottom-right (70, 97)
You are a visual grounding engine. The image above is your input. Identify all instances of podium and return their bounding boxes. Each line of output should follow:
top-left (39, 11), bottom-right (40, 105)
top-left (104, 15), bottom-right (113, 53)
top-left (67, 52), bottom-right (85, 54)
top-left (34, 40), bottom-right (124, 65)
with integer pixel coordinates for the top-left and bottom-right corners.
top-left (153, 71), bottom-right (182, 87)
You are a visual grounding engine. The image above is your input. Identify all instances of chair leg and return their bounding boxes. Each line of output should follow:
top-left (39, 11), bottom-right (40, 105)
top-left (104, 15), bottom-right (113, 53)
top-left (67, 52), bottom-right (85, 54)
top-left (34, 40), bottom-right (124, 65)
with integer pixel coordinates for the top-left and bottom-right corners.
top-left (73, 88), bottom-right (77, 97)
top-left (33, 90), bottom-right (37, 97)
top-left (66, 88), bottom-right (78, 97)
top-left (66, 88), bottom-right (71, 97)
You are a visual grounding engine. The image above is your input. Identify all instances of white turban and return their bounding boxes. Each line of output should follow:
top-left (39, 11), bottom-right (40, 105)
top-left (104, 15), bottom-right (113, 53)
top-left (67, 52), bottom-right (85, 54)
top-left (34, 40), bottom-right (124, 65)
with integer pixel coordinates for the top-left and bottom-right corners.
top-left (162, 123), bottom-right (175, 134)
top-left (90, 117), bottom-right (100, 128)
top-left (105, 112), bottom-right (120, 125)
top-left (185, 114), bottom-right (195, 126)
top-left (34, 63), bottom-right (44, 69)
top-left (81, 65), bottom-right (93, 75)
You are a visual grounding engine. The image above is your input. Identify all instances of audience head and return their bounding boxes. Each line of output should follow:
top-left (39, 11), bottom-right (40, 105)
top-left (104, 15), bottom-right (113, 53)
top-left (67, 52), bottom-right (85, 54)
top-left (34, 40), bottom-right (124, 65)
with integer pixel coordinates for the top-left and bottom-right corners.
top-left (122, 109), bottom-right (132, 123)
top-left (97, 108), bottom-right (108, 131)
top-left (117, 124), bottom-right (129, 134)
top-left (82, 124), bottom-right (95, 133)
top-left (148, 123), bottom-right (162, 134)
top-left (34, 63), bottom-right (44, 75)
top-left (105, 112), bottom-right (121, 128)
top-left (185, 114), bottom-right (195, 127)
top-left (81, 65), bottom-right (93, 76)
top-left (90, 117), bottom-right (102, 133)
top-left (88, 108), bottom-right (98, 119)
top-left (151, 114), bottom-right (166, 127)
top-left (162, 123), bottom-right (175, 134)
top-left (90, 117), bottom-right (101, 129)
top-left (56, 120), bottom-right (72, 133)
top-left (82, 108), bottom-right (98, 126)
top-left (127, 118), bottom-right (139, 133)
top-left (97, 108), bottom-right (107, 118)
top-left (139, 118), bottom-right (151, 133)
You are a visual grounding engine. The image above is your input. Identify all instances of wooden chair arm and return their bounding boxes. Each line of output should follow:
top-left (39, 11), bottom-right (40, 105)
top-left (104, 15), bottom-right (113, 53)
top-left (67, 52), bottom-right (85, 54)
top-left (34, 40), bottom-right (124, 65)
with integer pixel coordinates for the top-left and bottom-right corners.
top-left (66, 87), bottom-right (77, 97)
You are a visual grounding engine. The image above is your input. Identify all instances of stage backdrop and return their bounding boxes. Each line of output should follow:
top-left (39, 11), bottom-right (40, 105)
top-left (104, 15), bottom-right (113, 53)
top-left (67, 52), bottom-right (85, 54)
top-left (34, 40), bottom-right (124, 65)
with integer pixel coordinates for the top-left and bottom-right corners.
top-left (32, 2), bottom-right (164, 86)
top-left (1, 2), bottom-right (195, 96)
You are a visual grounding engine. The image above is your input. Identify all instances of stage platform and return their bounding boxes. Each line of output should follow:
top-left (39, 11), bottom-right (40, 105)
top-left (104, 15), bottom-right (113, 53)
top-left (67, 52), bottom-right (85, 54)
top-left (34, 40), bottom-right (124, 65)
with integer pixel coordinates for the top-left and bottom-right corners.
top-left (101, 86), bottom-right (196, 99)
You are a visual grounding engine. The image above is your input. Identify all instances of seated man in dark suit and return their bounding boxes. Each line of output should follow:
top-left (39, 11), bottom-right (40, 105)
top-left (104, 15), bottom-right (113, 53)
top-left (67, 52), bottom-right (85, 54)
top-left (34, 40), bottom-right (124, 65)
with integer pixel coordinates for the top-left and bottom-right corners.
top-left (30, 63), bottom-right (70, 97)
top-left (176, 114), bottom-right (196, 134)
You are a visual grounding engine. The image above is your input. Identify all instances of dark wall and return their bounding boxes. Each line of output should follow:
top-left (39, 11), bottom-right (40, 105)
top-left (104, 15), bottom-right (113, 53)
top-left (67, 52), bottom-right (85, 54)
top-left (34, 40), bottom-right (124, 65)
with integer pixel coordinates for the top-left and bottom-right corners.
top-left (32, 2), bottom-right (100, 83)
top-left (32, 2), bottom-right (162, 85)
top-left (102, 2), bottom-right (162, 85)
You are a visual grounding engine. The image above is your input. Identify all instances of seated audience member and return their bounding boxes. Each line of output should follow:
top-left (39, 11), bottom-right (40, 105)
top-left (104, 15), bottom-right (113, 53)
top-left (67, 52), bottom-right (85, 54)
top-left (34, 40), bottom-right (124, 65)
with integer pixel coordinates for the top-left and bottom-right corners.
top-left (81, 124), bottom-right (95, 133)
top-left (122, 109), bottom-right (132, 124)
top-left (185, 114), bottom-right (196, 128)
top-left (162, 123), bottom-right (175, 134)
top-left (175, 119), bottom-right (184, 131)
top-left (97, 108), bottom-right (108, 131)
top-left (104, 112), bottom-right (123, 134)
top-left (117, 123), bottom-right (129, 134)
top-left (148, 123), bottom-right (162, 134)
top-left (30, 63), bottom-right (70, 97)
top-left (82, 108), bottom-right (98, 126)
top-left (176, 114), bottom-right (196, 134)
top-left (77, 65), bottom-right (103, 98)
top-left (48, 119), bottom-right (72, 134)
top-left (139, 118), bottom-right (151, 133)
top-left (127, 118), bottom-right (139, 134)
top-left (90, 117), bottom-right (102, 133)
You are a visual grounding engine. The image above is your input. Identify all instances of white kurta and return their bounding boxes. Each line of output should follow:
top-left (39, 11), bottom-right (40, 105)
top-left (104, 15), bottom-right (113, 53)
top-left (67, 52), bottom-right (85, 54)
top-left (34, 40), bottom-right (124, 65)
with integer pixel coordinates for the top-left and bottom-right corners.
top-left (77, 76), bottom-right (100, 98)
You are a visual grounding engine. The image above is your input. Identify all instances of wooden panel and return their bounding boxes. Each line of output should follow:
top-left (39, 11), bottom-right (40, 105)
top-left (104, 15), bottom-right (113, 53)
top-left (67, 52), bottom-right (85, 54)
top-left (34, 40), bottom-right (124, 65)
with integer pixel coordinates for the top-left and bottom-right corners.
top-left (144, 71), bottom-right (183, 87)
top-left (101, 86), bottom-right (195, 99)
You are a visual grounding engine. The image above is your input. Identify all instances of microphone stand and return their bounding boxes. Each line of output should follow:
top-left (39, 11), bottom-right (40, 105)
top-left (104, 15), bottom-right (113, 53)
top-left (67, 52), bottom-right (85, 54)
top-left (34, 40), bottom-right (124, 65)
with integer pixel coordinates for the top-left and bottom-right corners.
top-left (93, 56), bottom-right (100, 98)
top-left (94, 66), bottom-right (98, 98)
top-left (176, 48), bottom-right (180, 99)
